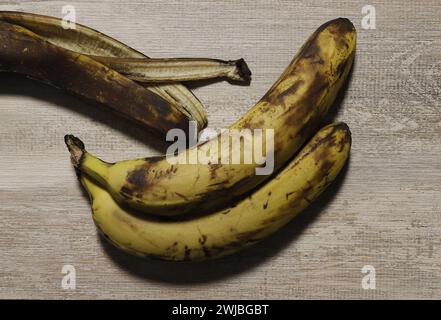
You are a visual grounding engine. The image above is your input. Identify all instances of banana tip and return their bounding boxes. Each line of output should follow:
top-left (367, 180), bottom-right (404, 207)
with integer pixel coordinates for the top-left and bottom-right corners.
top-left (64, 134), bottom-right (85, 168)
top-left (236, 58), bottom-right (252, 82)
top-left (335, 122), bottom-right (352, 147)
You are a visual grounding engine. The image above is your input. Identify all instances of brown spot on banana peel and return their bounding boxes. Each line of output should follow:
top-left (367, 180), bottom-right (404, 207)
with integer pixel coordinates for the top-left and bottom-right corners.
top-left (126, 168), bottom-right (149, 189)
top-left (122, 161), bottom-right (178, 196)
top-left (337, 123), bottom-right (352, 151)
top-left (164, 241), bottom-right (180, 257)
top-left (209, 163), bottom-right (222, 179)
top-left (184, 246), bottom-right (191, 261)
top-left (0, 21), bottom-right (190, 135)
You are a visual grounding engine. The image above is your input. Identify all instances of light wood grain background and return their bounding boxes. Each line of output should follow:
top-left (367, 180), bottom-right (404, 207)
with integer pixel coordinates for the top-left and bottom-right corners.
top-left (0, 0), bottom-right (440, 299)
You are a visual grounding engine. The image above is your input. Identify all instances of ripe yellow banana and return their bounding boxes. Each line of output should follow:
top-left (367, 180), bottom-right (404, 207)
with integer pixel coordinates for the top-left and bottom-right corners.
top-left (66, 18), bottom-right (356, 216)
top-left (0, 10), bottom-right (207, 129)
top-left (79, 122), bottom-right (351, 261)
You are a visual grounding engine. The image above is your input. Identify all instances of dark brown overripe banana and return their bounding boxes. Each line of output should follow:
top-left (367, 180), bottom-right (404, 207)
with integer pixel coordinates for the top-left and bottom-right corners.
top-left (0, 21), bottom-right (194, 135)
top-left (0, 10), bottom-right (211, 129)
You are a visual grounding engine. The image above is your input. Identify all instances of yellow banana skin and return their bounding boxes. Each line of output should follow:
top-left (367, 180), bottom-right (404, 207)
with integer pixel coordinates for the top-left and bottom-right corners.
top-left (67, 18), bottom-right (356, 216)
top-left (79, 122), bottom-right (351, 261)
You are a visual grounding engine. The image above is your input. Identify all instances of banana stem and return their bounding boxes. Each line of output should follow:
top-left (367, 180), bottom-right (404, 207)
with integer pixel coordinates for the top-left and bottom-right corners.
top-left (87, 56), bottom-right (252, 83)
top-left (64, 135), bottom-right (110, 188)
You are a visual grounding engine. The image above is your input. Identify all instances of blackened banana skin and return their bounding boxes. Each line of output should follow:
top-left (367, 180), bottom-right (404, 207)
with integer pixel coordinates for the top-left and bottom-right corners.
top-left (0, 10), bottom-right (208, 130)
top-left (0, 21), bottom-right (190, 136)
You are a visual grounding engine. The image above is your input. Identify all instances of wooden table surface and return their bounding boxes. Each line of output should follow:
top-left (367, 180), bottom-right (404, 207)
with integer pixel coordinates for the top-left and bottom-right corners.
top-left (0, 0), bottom-right (440, 299)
